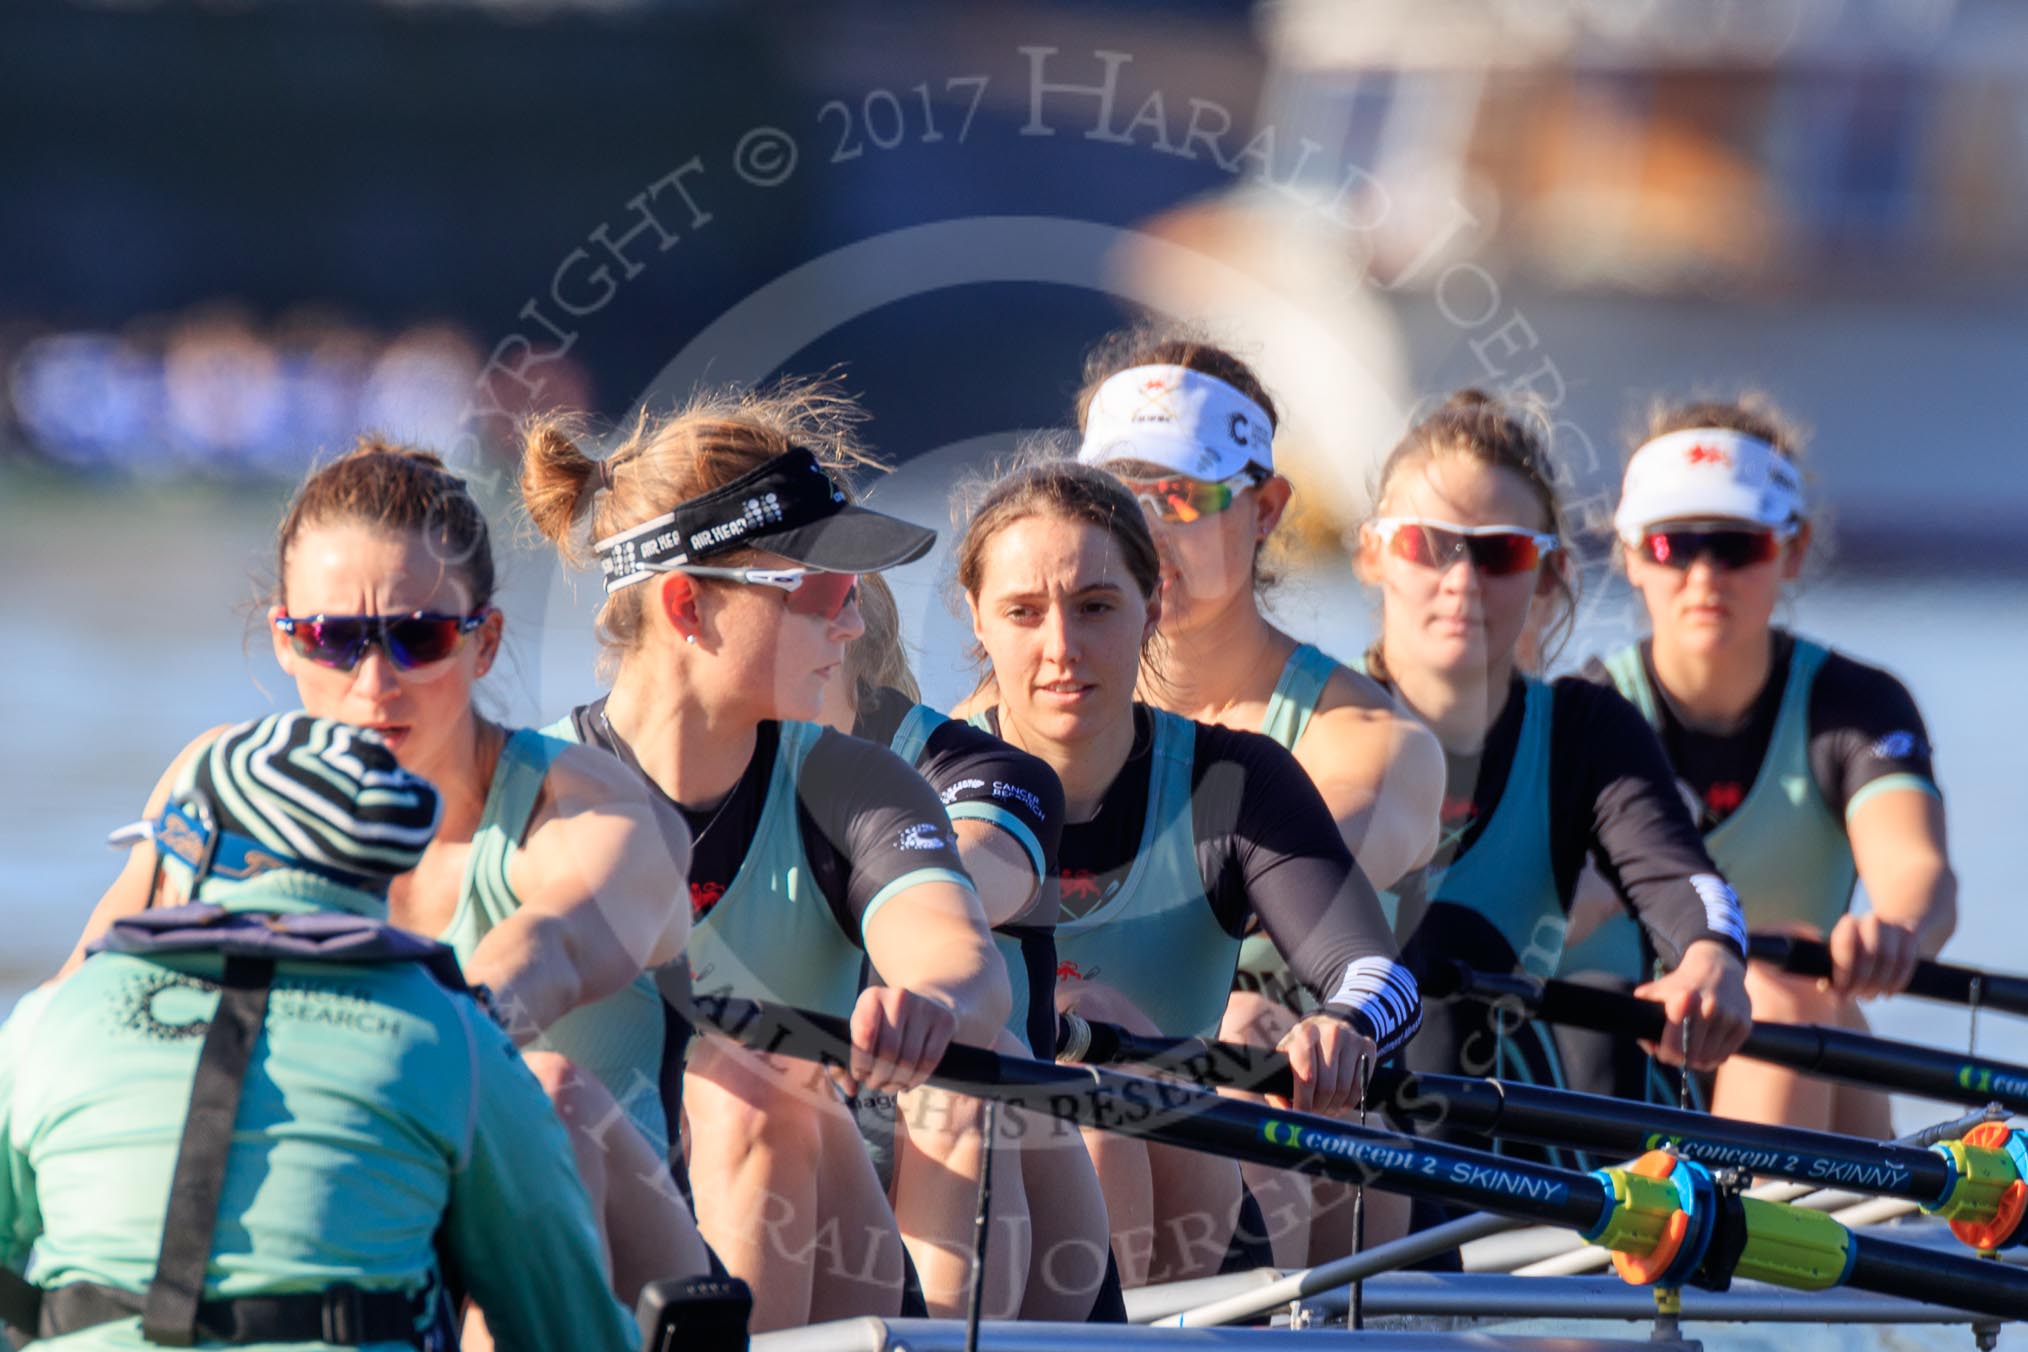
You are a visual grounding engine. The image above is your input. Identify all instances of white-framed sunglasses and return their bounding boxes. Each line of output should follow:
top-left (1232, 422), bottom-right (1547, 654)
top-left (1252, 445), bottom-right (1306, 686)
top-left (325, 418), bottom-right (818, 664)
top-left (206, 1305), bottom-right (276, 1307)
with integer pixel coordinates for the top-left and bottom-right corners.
top-left (1366, 517), bottom-right (1560, 577)
top-left (668, 565), bottom-right (860, 620)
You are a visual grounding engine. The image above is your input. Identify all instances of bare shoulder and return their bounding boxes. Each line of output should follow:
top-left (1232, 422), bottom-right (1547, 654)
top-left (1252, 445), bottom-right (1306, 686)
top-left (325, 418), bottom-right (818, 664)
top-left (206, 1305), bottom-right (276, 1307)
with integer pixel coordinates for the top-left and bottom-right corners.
top-left (1303, 668), bottom-right (1439, 773)
top-left (522, 738), bottom-right (690, 874)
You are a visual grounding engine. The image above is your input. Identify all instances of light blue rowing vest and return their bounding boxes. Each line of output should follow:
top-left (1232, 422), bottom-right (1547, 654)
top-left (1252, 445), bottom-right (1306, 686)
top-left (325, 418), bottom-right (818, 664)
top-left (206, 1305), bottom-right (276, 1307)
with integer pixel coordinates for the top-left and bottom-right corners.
top-left (889, 702), bottom-right (1046, 1053)
top-left (1364, 669), bottom-right (1567, 979)
top-left (1259, 642), bottom-right (1338, 750)
top-left (994, 705), bottom-right (1239, 1038)
top-left (1560, 638), bottom-right (1860, 979)
top-left (1233, 643), bottom-right (1342, 1005)
top-left (443, 725), bottom-right (674, 1159)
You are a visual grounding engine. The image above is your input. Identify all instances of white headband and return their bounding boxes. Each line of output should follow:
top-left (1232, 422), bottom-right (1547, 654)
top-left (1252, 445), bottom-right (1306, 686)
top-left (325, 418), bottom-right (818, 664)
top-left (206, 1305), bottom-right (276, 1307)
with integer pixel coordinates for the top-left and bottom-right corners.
top-left (1614, 427), bottom-right (1805, 543)
top-left (1076, 364), bottom-right (1274, 481)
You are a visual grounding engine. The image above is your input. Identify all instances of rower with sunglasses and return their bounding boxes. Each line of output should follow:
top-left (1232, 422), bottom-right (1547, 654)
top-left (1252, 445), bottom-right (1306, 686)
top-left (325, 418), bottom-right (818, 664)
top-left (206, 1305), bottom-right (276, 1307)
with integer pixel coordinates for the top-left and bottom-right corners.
top-left (1557, 401), bottom-right (1955, 1135)
top-left (1072, 332), bottom-right (1444, 1268)
top-left (520, 390), bottom-right (1013, 1331)
top-left (1350, 390), bottom-right (1750, 1179)
top-left (61, 437), bottom-right (713, 1311)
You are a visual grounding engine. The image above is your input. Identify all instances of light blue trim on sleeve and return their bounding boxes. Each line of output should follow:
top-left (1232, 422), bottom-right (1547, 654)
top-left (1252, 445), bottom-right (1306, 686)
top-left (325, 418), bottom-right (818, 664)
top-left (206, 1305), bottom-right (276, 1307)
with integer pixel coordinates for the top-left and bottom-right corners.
top-left (943, 802), bottom-right (1048, 882)
top-left (861, 867), bottom-right (978, 935)
top-left (1844, 773), bottom-right (1940, 822)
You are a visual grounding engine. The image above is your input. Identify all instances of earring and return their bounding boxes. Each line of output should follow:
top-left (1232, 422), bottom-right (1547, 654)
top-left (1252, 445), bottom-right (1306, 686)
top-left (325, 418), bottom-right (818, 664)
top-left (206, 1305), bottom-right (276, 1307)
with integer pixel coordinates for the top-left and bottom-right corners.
top-left (684, 634), bottom-right (697, 646)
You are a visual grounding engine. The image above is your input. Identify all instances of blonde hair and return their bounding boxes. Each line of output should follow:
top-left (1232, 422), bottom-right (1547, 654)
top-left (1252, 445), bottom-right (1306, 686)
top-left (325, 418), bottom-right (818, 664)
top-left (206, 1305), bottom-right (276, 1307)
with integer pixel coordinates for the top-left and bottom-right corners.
top-left (519, 378), bottom-right (882, 672)
top-left (844, 572), bottom-right (921, 708)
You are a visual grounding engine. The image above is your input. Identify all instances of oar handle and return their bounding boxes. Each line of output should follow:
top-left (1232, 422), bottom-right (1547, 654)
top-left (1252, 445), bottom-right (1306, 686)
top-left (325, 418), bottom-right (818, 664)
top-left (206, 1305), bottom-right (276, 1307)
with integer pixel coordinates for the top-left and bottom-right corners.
top-left (1747, 932), bottom-right (2028, 1018)
top-left (1071, 1019), bottom-right (1960, 1207)
top-left (1066, 1021), bottom-right (1299, 1098)
top-left (1440, 963), bottom-right (2028, 1116)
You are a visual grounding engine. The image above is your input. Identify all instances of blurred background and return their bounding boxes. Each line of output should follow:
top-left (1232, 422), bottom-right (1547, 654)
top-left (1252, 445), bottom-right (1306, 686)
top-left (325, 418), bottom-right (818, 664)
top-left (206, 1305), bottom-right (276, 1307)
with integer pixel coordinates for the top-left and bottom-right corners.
top-left (5, 0), bottom-right (2026, 1164)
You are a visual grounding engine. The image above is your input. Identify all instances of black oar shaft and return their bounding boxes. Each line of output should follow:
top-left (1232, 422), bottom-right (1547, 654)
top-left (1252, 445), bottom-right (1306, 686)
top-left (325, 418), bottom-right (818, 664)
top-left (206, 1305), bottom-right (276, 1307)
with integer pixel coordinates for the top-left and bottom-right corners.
top-left (1078, 1024), bottom-right (1954, 1205)
top-left (1462, 968), bottom-right (2028, 1116)
top-left (697, 997), bottom-right (2028, 1321)
top-left (1748, 933), bottom-right (2028, 1020)
top-left (706, 996), bottom-right (1607, 1230)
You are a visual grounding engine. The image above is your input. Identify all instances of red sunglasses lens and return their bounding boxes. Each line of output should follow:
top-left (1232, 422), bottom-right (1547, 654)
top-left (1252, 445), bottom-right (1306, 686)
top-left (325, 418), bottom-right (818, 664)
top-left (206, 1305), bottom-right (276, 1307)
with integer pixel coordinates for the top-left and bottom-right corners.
top-left (783, 572), bottom-right (859, 620)
top-left (1467, 533), bottom-right (1542, 576)
top-left (1645, 530), bottom-right (1779, 570)
top-left (1387, 523), bottom-right (1440, 567)
top-left (1389, 525), bottom-right (1542, 576)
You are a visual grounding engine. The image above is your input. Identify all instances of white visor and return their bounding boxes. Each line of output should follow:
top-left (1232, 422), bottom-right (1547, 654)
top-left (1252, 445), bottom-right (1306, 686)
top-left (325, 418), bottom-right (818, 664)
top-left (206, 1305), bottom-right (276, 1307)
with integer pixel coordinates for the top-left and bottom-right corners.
top-left (1614, 428), bottom-right (1805, 544)
top-left (1077, 364), bottom-right (1274, 481)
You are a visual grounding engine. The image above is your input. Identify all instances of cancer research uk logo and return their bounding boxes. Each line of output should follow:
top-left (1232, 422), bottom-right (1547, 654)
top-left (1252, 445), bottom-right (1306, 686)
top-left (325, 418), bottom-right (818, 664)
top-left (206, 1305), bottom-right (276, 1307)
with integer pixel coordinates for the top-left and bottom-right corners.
top-left (940, 778), bottom-right (987, 806)
top-left (992, 780), bottom-right (1045, 821)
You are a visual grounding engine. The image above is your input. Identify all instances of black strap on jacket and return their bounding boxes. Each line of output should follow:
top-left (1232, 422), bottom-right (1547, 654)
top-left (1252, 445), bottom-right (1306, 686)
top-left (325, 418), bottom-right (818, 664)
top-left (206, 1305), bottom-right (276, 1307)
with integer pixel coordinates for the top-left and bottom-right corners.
top-left (40, 1280), bottom-right (421, 1344)
top-left (1, 1264), bottom-right (39, 1344)
top-left (141, 954), bottom-right (274, 1346)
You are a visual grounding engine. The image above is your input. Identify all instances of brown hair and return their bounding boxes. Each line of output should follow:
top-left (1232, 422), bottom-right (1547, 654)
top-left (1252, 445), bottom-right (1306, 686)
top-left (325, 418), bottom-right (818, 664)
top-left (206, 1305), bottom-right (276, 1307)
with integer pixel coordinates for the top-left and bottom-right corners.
top-left (1073, 321), bottom-right (1281, 433)
top-left (274, 434), bottom-right (495, 609)
top-left (1365, 388), bottom-right (1577, 680)
top-left (519, 379), bottom-right (881, 667)
top-left (845, 572), bottom-right (922, 710)
top-left (1074, 323), bottom-right (1290, 598)
top-left (953, 455), bottom-right (1165, 688)
top-left (1638, 393), bottom-right (1806, 464)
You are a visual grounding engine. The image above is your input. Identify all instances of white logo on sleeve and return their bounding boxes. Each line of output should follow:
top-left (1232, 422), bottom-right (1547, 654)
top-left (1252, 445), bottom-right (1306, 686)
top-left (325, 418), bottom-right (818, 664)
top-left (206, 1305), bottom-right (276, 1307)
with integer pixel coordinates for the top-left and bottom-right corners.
top-left (896, 823), bottom-right (949, 852)
top-left (1870, 730), bottom-right (1922, 761)
top-left (992, 780), bottom-right (1045, 820)
top-left (939, 778), bottom-right (986, 806)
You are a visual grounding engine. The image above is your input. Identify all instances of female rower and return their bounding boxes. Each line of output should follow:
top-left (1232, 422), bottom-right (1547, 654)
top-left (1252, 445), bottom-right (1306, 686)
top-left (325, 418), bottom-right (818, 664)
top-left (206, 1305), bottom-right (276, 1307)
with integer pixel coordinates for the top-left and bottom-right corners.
top-left (1350, 390), bottom-right (1751, 1120)
top-left (65, 438), bottom-right (712, 1310)
top-left (1072, 331), bottom-right (1444, 1265)
top-left (520, 386), bottom-right (1014, 1330)
top-left (819, 574), bottom-right (1121, 1322)
top-left (952, 457), bottom-right (1421, 1288)
top-left (1564, 397), bottom-right (1955, 1134)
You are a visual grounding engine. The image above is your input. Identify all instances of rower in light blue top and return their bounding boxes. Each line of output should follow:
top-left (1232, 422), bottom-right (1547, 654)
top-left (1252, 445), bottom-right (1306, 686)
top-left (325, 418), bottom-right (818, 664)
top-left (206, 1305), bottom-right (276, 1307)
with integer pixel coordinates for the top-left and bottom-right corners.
top-left (1068, 332), bottom-right (1444, 1271)
top-left (58, 437), bottom-right (711, 1312)
top-left (1561, 399), bottom-right (1954, 1136)
top-left (0, 713), bottom-right (635, 1352)
top-left (518, 390), bottom-right (1013, 1329)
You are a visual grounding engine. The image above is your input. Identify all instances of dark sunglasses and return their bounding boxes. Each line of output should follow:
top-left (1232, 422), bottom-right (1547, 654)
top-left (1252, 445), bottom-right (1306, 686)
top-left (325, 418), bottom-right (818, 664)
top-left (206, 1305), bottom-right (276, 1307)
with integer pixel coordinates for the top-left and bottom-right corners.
top-left (1368, 517), bottom-right (1559, 578)
top-left (673, 566), bottom-right (860, 622)
top-left (1638, 528), bottom-right (1785, 571)
top-left (274, 610), bottom-right (488, 673)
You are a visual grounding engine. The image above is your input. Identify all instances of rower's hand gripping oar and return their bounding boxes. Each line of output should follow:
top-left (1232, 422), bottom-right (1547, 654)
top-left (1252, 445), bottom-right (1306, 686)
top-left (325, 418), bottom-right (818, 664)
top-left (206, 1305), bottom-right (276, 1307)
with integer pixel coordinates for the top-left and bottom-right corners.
top-left (1064, 1018), bottom-right (2028, 1254)
top-left (1437, 962), bottom-right (2028, 1252)
top-left (688, 993), bottom-right (2028, 1321)
top-left (1748, 932), bottom-right (2028, 1021)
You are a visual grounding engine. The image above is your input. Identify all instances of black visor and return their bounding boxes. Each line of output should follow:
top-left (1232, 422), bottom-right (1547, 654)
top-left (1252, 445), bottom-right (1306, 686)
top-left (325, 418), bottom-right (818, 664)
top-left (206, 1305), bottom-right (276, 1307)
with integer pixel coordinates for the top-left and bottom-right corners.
top-left (594, 447), bottom-right (936, 593)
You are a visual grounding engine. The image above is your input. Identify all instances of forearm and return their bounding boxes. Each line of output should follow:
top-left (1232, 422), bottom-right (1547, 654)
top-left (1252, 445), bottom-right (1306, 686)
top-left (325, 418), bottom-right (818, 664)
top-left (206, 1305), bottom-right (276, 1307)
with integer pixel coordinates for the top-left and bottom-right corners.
top-left (906, 954), bottom-right (1012, 1046)
top-left (1862, 855), bottom-right (1957, 956)
top-left (463, 912), bottom-right (614, 1045)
